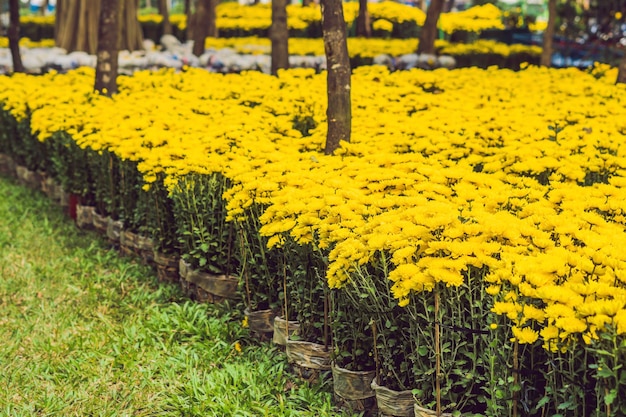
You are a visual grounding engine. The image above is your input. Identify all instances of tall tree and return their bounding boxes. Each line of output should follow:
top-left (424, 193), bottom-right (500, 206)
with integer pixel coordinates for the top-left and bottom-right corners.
top-left (191, 0), bottom-right (217, 57)
top-left (55, 0), bottom-right (143, 54)
top-left (95, 0), bottom-right (119, 96)
top-left (355, 0), bottom-right (371, 38)
top-left (186, 0), bottom-right (195, 42)
top-left (158, 0), bottom-right (172, 35)
top-left (0, 0), bottom-right (4, 35)
top-left (417, 0), bottom-right (444, 55)
top-left (321, 0), bottom-right (351, 155)
top-left (270, 0), bottom-right (289, 75)
top-left (540, 0), bottom-right (557, 67)
top-left (40, 0), bottom-right (49, 15)
top-left (8, 0), bottom-right (24, 73)
top-left (617, 58), bottom-right (626, 83)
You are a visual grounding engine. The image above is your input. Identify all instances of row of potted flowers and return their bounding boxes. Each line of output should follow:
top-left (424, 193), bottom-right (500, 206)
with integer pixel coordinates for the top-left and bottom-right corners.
top-left (0, 150), bottom-right (437, 417)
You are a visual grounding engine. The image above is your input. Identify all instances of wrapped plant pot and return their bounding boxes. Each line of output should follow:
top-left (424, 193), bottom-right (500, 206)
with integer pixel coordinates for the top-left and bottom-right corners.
top-left (0, 153), bottom-right (16, 177)
top-left (15, 165), bottom-right (43, 189)
top-left (371, 379), bottom-right (415, 417)
top-left (57, 187), bottom-right (70, 208)
top-left (273, 316), bottom-right (300, 347)
top-left (332, 363), bottom-right (377, 415)
top-left (41, 177), bottom-right (66, 204)
top-left (285, 339), bottom-right (332, 382)
top-left (75, 204), bottom-right (96, 230)
top-left (245, 308), bottom-right (275, 341)
top-left (153, 251), bottom-right (180, 283)
top-left (91, 211), bottom-right (109, 235)
top-left (120, 229), bottom-right (155, 264)
top-left (179, 259), bottom-right (239, 303)
top-left (106, 218), bottom-right (124, 245)
top-left (413, 404), bottom-right (453, 417)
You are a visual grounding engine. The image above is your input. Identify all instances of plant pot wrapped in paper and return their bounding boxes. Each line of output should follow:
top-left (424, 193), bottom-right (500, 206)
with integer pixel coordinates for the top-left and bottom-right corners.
top-left (75, 203), bottom-right (96, 230)
top-left (273, 316), bottom-right (300, 346)
top-left (371, 379), bottom-right (415, 417)
top-left (244, 308), bottom-right (275, 341)
top-left (153, 250), bottom-right (180, 283)
top-left (330, 288), bottom-right (377, 415)
top-left (332, 363), bottom-right (377, 416)
top-left (15, 165), bottom-right (43, 189)
top-left (0, 153), bottom-right (16, 177)
top-left (285, 339), bottom-right (332, 381)
top-left (120, 229), bottom-right (155, 264)
top-left (233, 201), bottom-right (287, 341)
top-left (178, 259), bottom-right (239, 302)
top-left (91, 210), bottom-right (109, 235)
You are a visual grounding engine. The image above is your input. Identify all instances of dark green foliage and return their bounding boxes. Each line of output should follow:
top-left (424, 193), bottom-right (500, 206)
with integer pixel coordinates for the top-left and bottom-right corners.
top-left (172, 173), bottom-right (240, 275)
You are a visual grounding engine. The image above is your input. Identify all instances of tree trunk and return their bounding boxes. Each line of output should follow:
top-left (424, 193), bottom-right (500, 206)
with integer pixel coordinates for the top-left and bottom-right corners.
top-left (186, 0), bottom-right (195, 42)
top-left (302, 0), bottom-right (311, 6)
top-left (445, 0), bottom-right (455, 12)
top-left (417, 0), bottom-right (444, 55)
top-left (270, 0), bottom-right (289, 75)
top-left (321, 0), bottom-right (351, 155)
top-left (40, 0), bottom-right (49, 15)
top-left (146, 0), bottom-right (152, 7)
top-left (95, 0), bottom-right (119, 96)
top-left (0, 0), bottom-right (5, 34)
top-left (207, 0), bottom-right (217, 38)
top-left (191, 0), bottom-right (207, 56)
top-left (158, 0), bottom-right (172, 35)
top-left (8, 0), bottom-right (24, 73)
top-left (541, 0), bottom-right (557, 67)
top-left (617, 58), bottom-right (626, 84)
top-left (119, 0), bottom-right (144, 51)
top-left (355, 0), bottom-right (371, 38)
top-left (191, 0), bottom-right (217, 56)
top-left (55, 0), bottom-right (142, 54)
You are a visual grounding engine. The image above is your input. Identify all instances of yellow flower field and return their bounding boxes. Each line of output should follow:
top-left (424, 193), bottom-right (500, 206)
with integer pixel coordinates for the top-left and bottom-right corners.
top-left (0, 63), bottom-right (625, 353)
top-left (20, 2), bottom-right (506, 36)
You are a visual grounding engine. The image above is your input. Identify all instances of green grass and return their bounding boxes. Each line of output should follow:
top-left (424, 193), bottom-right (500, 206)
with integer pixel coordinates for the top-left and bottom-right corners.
top-left (0, 176), bottom-right (352, 417)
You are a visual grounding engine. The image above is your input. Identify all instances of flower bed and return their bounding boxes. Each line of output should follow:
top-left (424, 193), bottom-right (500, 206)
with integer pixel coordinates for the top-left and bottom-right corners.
top-left (1, 64), bottom-right (626, 415)
top-left (16, 2), bottom-right (506, 42)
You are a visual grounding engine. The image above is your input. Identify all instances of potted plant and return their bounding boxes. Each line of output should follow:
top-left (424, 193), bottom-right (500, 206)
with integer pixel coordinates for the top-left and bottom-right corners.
top-left (236, 203), bottom-right (285, 341)
top-left (330, 288), bottom-right (377, 415)
top-left (283, 239), bottom-right (332, 381)
top-left (172, 172), bottom-right (240, 303)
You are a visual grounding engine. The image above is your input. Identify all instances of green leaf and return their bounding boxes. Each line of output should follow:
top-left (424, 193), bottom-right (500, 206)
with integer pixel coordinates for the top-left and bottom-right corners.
top-left (597, 367), bottom-right (614, 378)
top-left (418, 346), bottom-right (429, 357)
top-left (604, 389), bottom-right (617, 406)
top-left (536, 396), bottom-right (550, 408)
